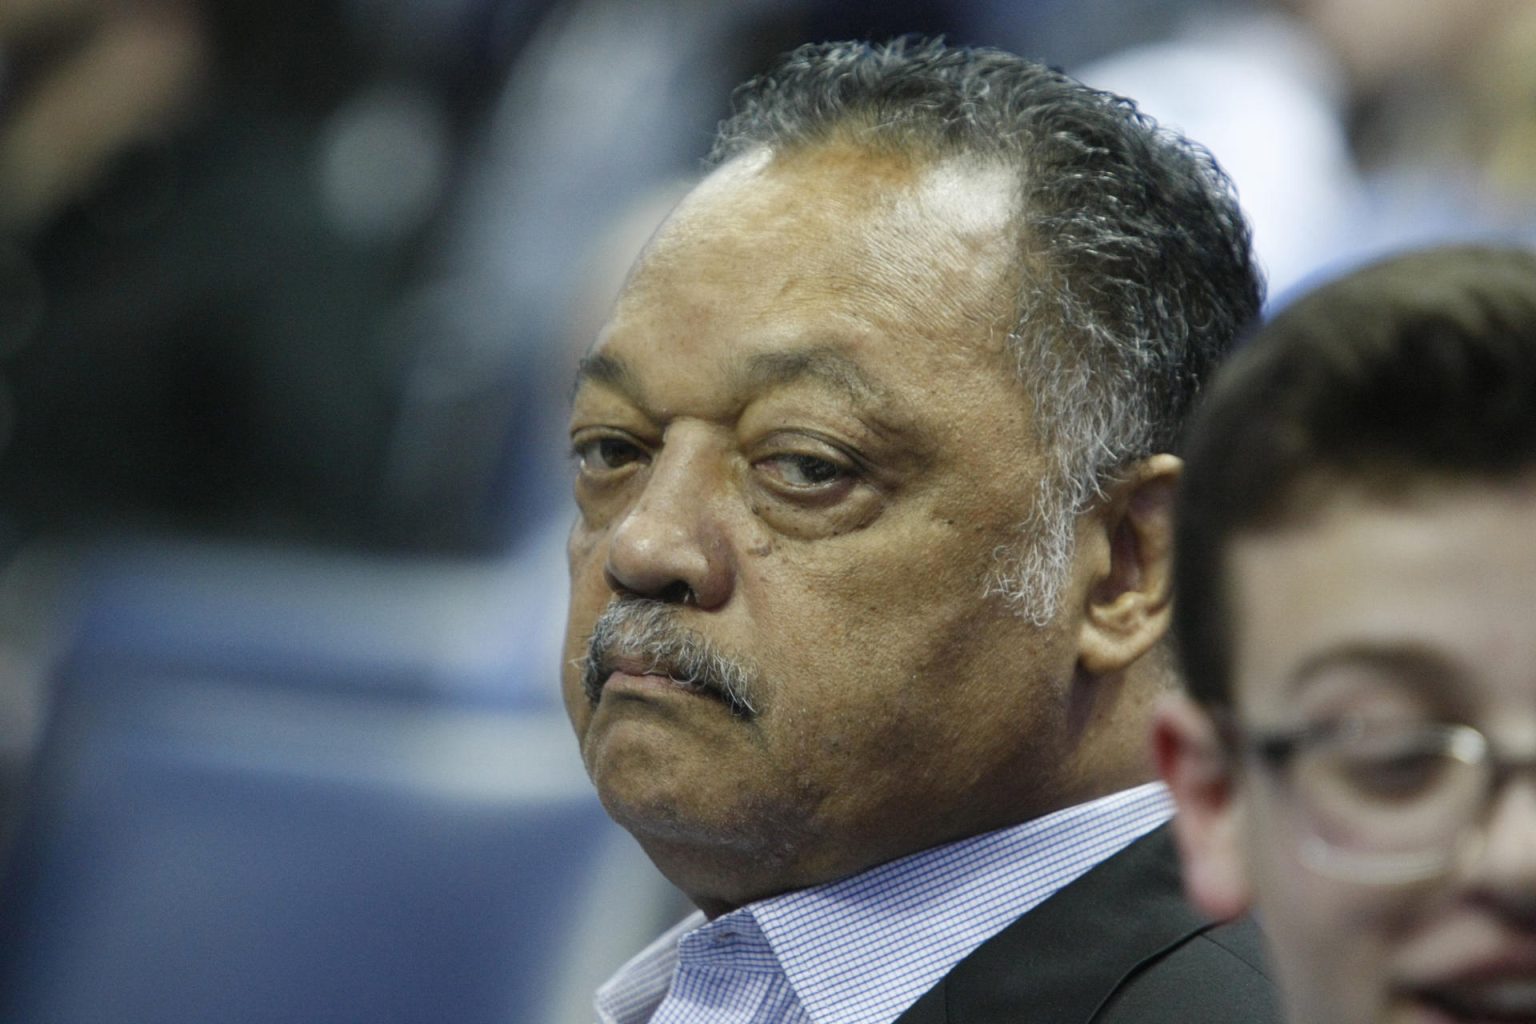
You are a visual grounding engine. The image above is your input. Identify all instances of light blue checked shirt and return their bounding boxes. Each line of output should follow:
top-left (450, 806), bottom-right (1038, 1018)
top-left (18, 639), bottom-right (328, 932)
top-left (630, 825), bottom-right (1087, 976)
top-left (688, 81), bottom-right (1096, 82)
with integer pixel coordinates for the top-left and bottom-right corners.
top-left (594, 781), bottom-right (1173, 1024)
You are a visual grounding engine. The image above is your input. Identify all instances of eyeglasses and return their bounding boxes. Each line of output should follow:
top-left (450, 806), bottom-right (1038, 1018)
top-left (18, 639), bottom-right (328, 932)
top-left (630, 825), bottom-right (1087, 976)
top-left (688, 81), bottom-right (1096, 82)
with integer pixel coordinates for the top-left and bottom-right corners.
top-left (1229, 717), bottom-right (1536, 884)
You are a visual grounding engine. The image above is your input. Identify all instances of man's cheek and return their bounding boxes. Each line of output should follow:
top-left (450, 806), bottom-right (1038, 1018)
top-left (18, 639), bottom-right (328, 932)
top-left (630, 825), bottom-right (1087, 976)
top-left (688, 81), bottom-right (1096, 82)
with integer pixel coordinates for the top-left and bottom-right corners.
top-left (566, 521), bottom-right (603, 574)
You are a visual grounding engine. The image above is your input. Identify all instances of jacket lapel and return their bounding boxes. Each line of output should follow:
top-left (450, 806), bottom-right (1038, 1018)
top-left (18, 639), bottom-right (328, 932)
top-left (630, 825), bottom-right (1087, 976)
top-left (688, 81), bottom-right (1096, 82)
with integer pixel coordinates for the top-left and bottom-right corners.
top-left (893, 825), bottom-right (1215, 1024)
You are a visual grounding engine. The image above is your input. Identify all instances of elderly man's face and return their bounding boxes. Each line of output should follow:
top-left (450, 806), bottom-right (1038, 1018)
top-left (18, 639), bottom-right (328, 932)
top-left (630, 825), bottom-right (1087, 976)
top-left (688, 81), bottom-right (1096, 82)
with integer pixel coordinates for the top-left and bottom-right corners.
top-left (1170, 476), bottom-right (1536, 1024)
top-left (562, 145), bottom-right (1097, 912)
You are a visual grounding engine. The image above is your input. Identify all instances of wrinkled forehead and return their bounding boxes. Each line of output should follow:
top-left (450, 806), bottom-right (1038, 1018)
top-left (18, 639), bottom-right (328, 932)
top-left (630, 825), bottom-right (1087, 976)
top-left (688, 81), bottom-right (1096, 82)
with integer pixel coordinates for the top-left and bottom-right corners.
top-left (658, 143), bottom-right (1013, 259)
top-left (616, 142), bottom-right (1022, 331)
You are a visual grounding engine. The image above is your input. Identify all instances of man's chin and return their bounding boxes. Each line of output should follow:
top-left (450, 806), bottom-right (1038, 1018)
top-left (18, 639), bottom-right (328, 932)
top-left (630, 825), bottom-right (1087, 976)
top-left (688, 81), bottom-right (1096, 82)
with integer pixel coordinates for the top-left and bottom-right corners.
top-left (582, 730), bottom-right (731, 833)
top-left (598, 786), bottom-right (775, 867)
top-left (615, 812), bottom-right (817, 917)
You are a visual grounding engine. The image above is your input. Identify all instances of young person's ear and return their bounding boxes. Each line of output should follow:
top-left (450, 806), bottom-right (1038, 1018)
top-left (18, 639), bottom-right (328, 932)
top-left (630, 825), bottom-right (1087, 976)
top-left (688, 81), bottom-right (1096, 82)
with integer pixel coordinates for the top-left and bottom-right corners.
top-left (1077, 454), bottom-right (1180, 676)
top-left (1152, 693), bottom-right (1253, 920)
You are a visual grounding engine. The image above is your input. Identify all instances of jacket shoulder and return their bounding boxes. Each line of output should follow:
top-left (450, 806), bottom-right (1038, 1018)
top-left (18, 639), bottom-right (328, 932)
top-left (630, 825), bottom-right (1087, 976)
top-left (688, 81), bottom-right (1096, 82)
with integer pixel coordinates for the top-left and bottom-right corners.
top-left (1093, 915), bottom-right (1280, 1023)
top-left (895, 825), bottom-right (1283, 1024)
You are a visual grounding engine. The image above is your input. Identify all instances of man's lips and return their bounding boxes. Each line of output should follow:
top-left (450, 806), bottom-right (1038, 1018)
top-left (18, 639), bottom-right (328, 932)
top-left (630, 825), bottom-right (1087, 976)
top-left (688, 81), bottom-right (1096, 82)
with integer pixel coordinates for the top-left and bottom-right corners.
top-left (599, 658), bottom-right (721, 702)
top-left (579, 604), bottom-right (762, 718)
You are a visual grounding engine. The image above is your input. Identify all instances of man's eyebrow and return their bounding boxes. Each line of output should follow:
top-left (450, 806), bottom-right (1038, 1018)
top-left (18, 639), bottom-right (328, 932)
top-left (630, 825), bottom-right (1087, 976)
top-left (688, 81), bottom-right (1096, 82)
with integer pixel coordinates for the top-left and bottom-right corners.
top-left (571, 352), bottom-right (635, 402)
top-left (572, 346), bottom-right (886, 406)
top-left (739, 347), bottom-right (885, 401)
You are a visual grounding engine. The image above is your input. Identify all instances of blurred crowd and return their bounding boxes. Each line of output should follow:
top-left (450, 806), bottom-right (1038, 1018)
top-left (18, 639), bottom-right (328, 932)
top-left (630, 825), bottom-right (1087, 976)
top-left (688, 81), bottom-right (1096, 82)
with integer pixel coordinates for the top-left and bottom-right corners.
top-left (0, 1), bottom-right (1532, 1021)
top-left (4, 0), bottom-right (1532, 554)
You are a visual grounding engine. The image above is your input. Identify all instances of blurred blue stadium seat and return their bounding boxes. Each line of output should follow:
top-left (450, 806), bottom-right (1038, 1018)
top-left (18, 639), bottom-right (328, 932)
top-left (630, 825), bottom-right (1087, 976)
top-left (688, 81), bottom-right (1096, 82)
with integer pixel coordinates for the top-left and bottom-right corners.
top-left (0, 536), bottom-right (678, 1024)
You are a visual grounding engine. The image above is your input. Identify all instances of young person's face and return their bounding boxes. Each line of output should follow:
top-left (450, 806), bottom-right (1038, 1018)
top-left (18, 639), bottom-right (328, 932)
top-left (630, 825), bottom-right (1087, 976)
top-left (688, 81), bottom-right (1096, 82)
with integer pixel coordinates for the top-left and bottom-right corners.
top-left (1162, 475), bottom-right (1536, 1024)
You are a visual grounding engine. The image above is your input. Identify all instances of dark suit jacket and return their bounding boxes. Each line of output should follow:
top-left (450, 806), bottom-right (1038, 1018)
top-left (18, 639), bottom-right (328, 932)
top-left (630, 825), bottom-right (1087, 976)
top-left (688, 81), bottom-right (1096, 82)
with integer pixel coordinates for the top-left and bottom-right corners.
top-left (894, 825), bottom-right (1280, 1024)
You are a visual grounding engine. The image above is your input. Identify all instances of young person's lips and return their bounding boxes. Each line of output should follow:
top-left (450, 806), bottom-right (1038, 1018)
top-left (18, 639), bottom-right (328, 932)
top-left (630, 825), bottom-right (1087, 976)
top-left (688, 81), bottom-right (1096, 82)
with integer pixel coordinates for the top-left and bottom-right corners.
top-left (1414, 983), bottom-right (1536, 1022)
top-left (1408, 961), bottom-right (1536, 1022)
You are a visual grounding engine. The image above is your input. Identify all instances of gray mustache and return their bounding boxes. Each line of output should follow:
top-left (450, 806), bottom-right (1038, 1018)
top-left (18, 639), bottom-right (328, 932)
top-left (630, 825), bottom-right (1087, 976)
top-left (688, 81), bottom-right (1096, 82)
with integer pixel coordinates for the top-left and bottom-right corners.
top-left (580, 598), bottom-right (763, 719)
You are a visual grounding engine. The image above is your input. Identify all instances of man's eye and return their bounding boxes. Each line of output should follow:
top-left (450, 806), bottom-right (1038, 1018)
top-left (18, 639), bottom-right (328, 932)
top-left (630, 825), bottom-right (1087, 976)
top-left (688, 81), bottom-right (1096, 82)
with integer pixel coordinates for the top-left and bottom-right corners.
top-left (574, 436), bottom-right (646, 473)
top-left (759, 453), bottom-right (848, 488)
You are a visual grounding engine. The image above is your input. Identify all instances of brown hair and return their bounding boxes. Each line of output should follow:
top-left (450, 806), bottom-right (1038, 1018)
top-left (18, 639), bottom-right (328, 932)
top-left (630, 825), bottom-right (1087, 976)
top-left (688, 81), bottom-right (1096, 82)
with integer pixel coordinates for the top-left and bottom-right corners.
top-left (1174, 244), bottom-right (1536, 706)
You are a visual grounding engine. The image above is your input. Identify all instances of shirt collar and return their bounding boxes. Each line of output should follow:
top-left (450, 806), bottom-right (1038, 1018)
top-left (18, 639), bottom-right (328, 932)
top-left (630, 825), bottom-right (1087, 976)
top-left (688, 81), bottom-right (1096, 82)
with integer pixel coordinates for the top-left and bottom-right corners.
top-left (595, 782), bottom-right (1172, 1024)
top-left (595, 911), bottom-right (706, 1024)
top-left (750, 781), bottom-right (1173, 1023)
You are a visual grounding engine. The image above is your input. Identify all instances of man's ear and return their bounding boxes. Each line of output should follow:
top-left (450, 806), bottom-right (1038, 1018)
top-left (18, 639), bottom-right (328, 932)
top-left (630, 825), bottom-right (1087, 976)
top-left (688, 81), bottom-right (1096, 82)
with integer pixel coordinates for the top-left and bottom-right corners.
top-left (1077, 453), bottom-right (1180, 676)
top-left (1153, 694), bottom-right (1253, 921)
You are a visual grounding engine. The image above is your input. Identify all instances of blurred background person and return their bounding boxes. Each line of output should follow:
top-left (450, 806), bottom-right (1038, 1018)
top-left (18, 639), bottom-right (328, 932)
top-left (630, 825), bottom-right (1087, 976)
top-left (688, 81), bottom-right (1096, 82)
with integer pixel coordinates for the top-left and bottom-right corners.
top-left (1157, 245), bottom-right (1536, 1024)
top-left (1072, 0), bottom-right (1536, 297)
top-left (0, 2), bottom-right (740, 1020)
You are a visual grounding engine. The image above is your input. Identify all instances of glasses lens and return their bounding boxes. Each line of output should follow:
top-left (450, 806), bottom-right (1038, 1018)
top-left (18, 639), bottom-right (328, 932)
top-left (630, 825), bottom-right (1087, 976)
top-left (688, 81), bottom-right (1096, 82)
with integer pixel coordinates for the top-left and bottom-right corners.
top-left (1287, 722), bottom-right (1487, 881)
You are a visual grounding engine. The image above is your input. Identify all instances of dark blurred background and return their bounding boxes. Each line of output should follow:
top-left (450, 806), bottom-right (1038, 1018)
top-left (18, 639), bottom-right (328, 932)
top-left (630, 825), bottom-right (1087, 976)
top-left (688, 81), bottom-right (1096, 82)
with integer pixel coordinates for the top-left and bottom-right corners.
top-left (0, 1), bottom-right (1531, 1021)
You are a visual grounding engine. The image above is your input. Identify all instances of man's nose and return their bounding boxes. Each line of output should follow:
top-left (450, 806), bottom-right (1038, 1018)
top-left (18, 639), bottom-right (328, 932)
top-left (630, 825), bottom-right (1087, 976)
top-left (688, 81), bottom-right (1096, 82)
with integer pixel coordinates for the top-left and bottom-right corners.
top-left (603, 434), bottom-right (733, 610)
